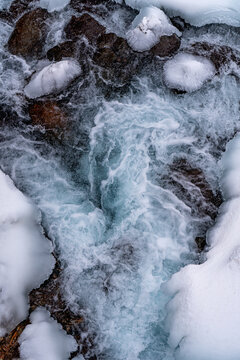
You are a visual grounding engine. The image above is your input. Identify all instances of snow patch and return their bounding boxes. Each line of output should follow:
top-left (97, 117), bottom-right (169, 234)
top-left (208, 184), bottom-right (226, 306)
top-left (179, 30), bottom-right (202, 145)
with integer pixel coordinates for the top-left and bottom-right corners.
top-left (24, 60), bottom-right (81, 99)
top-left (39, 0), bottom-right (70, 12)
top-left (0, 170), bottom-right (54, 336)
top-left (123, 0), bottom-right (240, 27)
top-left (165, 134), bottom-right (240, 360)
top-left (163, 53), bottom-right (216, 92)
top-left (19, 307), bottom-right (77, 360)
top-left (126, 6), bottom-right (181, 52)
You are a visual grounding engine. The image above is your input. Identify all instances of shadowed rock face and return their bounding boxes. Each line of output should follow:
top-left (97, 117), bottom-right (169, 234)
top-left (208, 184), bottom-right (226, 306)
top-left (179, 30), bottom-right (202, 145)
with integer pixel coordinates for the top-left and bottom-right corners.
top-left (64, 14), bottom-right (105, 43)
top-left (151, 34), bottom-right (181, 58)
top-left (47, 41), bottom-right (76, 61)
top-left (8, 8), bottom-right (49, 58)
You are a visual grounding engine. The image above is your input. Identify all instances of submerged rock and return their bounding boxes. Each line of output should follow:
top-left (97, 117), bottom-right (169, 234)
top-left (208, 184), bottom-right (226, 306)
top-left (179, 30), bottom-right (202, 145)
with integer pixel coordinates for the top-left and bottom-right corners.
top-left (64, 14), bottom-right (105, 43)
top-left (8, 8), bottom-right (49, 58)
top-left (29, 101), bottom-right (67, 135)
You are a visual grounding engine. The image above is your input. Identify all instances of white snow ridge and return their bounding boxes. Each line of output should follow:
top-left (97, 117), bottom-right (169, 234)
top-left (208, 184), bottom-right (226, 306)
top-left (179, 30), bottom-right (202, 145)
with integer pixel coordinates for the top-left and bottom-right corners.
top-left (19, 307), bottom-right (77, 360)
top-left (165, 133), bottom-right (240, 360)
top-left (24, 60), bottom-right (81, 99)
top-left (163, 53), bottom-right (216, 92)
top-left (126, 6), bottom-right (181, 52)
top-left (0, 170), bottom-right (55, 336)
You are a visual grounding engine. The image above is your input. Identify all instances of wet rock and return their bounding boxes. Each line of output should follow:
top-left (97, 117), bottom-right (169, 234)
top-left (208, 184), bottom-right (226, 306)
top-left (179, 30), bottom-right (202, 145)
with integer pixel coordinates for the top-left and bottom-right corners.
top-left (64, 14), bottom-right (105, 43)
top-left (151, 34), bottom-right (181, 58)
top-left (160, 158), bottom-right (222, 221)
top-left (195, 236), bottom-right (206, 251)
top-left (9, 0), bottom-right (33, 19)
top-left (29, 101), bottom-right (67, 136)
top-left (94, 32), bottom-right (139, 83)
top-left (188, 42), bottom-right (240, 71)
top-left (47, 41), bottom-right (76, 61)
top-left (8, 8), bottom-right (49, 58)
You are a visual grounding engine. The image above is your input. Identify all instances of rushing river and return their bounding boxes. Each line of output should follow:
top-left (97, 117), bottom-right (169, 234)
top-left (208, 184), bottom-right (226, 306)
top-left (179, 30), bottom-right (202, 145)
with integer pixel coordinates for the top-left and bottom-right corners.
top-left (1, 1), bottom-right (240, 359)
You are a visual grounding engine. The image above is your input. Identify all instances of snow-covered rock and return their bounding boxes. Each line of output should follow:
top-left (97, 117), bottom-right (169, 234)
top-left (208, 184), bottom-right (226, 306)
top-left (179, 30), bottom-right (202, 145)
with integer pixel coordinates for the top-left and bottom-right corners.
top-left (24, 60), bottom-right (81, 99)
top-left (126, 6), bottom-right (181, 52)
top-left (0, 171), bottom-right (55, 336)
top-left (123, 0), bottom-right (240, 27)
top-left (165, 134), bottom-right (240, 360)
top-left (163, 53), bottom-right (216, 92)
top-left (19, 307), bottom-right (77, 360)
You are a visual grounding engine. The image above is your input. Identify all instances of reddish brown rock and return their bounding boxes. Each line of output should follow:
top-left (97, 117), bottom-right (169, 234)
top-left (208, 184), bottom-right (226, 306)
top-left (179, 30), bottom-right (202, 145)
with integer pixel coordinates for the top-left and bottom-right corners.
top-left (151, 34), bottom-right (181, 58)
top-left (64, 14), bottom-right (105, 43)
top-left (29, 101), bottom-right (67, 135)
top-left (8, 8), bottom-right (49, 58)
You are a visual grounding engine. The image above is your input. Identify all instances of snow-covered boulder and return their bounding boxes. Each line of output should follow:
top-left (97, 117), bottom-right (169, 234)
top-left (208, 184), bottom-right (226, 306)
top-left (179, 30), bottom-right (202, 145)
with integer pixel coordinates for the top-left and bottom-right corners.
top-left (19, 307), bottom-right (77, 360)
top-left (165, 134), bottom-right (240, 360)
top-left (126, 6), bottom-right (181, 52)
top-left (123, 0), bottom-right (240, 27)
top-left (24, 60), bottom-right (81, 99)
top-left (163, 53), bottom-right (216, 92)
top-left (0, 171), bottom-right (55, 336)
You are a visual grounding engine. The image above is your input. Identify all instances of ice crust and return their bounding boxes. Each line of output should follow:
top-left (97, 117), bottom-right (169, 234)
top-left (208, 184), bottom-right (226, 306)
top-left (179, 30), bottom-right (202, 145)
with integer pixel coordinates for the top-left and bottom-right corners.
top-left (39, 0), bottom-right (70, 12)
top-left (0, 170), bottom-right (54, 336)
top-left (24, 60), bottom-right (81, 99)
top-left (126, 6), bottom-right (181, 52)
top-left (19, 307), bottom-right (77, 359)
top-left (165, 134), bottom-right (240, 359)
top-left (122, 0), bottom-right (240, 27)
top-left (163, 53), bottom-right (216, 92)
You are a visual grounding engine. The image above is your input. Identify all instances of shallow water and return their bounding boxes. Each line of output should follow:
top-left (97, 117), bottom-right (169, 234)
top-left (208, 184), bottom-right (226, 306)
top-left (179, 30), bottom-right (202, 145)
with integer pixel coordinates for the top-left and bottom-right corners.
top-left (1, 3), bottom-right (240, 359)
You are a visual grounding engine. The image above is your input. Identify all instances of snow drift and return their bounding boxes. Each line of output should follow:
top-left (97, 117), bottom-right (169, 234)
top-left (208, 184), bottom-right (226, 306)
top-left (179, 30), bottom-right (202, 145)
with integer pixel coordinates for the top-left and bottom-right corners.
top-left (126, 6), bottom-right (181, 52)
top-left (122, 0), bottom-right (240, 27)
top-left (0, 170), bottom-right (54, 336)
top-left (19, 307), bottom-right (77, 359)
top-left (165, 133), bottom-right (240, 360)
top-left (163, 53), bottom-right (216, 92)
top-left (24, 60), bottom-right (81, 99)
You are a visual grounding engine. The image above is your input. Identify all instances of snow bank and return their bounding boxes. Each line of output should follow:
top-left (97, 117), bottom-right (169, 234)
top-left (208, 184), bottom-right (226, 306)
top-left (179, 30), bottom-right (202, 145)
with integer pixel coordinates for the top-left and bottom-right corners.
top-left (126, 6), bottom-right (181, 52)
top-left (163, 53), bottom-right (216, 92)
top-left (24, 60), bottom-right (81, 99)
top-left (19, 307), bottom-right (77, 360)
top-left (0, 170), bottom-right (54, 336)
top-left (123, 0), bottom-right (240, 27)
top-left (165, 134), bottom-right (240, 360)
top-left (39, 0), bottom-right (70, 12)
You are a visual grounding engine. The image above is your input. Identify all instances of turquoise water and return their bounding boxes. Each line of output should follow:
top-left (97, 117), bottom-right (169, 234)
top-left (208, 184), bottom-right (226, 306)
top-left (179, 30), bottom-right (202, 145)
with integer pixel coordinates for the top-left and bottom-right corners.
top-left (1, 6), bottom-right (240, 359)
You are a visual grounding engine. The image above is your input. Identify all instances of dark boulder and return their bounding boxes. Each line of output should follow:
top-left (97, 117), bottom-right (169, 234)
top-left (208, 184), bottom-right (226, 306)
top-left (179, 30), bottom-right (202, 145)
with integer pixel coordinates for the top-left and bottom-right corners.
top-left (9, 0), bottom-right (34, 20)
top-left (47, 41), bottom-right (76, 61)
top-left (188, 42), bottom-right (240, 71)
top-left (64, 14), bottom-right (105, 43)
top-left (93, 32), bottom-right (140, 83)
top-left (151, 34), bottom-right (181, 58)
top-left (8, 8), bottom-right (49, 58)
